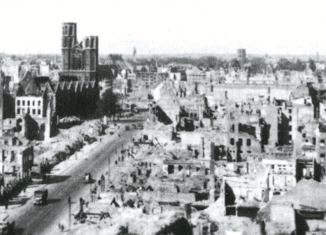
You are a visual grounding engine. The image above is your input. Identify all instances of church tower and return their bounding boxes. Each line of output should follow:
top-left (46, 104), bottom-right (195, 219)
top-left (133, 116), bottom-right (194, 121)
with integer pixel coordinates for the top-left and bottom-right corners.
top-left (83, 36), bottom-right (98, 81)
top-left (61, 23), bottom-right (98, 82)
top-left (61, 23), bottom-right (77, 71)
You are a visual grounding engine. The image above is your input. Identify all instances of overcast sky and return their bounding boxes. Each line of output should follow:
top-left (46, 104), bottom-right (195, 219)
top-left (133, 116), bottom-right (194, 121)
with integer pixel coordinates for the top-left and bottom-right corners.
top-left (1, 0), bottom-right (326, 55)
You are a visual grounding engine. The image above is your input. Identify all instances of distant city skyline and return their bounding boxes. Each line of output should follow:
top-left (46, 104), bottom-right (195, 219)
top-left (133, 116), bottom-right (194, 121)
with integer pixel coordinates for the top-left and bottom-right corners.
top-left (1, 0), bottom-right (326, 56)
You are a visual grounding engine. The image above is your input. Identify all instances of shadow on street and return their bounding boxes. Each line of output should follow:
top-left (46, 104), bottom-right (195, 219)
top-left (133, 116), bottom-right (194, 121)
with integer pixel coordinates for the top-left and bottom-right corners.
top-left (30, 175), bottom-right (71, 185)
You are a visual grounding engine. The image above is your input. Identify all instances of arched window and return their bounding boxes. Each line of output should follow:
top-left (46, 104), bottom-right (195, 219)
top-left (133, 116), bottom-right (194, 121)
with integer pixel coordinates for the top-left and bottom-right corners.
top-left (91, 38), bottom-right (95, 48)
top-left (230, 138), bottom-right (235, 145)
top-left (247, 139), bottom-right (251, 146)
top-left (86, 38), bottom-right (89, 48)
top-left (69, 25), bottom-right (73, 36)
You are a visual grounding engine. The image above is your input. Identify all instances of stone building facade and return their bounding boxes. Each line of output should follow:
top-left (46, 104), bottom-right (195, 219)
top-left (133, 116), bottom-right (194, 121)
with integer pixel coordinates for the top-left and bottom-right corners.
top-left (60, 22), bottom-right (99, 82)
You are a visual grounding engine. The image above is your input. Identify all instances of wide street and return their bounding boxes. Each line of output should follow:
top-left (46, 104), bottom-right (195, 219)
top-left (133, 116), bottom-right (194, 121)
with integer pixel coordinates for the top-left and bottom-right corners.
top-left (12, 115), bottom-right (147, 235)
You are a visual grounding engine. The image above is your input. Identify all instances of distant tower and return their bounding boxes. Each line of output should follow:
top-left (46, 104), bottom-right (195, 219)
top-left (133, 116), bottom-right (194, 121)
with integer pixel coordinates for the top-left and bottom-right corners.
top-left (133, 46), bottom-right (137, 62)
top-left (237, 49), bottom-right (246, 69)
top-left (61, 23), bottom-right (77, 71)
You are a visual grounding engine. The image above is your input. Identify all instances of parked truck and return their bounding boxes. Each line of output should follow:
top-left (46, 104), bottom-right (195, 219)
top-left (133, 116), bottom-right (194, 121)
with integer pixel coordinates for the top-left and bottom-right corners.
top-left (34, 189), bottom-right (48, 205)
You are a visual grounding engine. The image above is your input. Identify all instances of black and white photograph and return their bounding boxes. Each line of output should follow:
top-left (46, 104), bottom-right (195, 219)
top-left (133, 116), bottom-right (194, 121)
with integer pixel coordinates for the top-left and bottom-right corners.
top-left (0, 0), bottom-right (325, 234)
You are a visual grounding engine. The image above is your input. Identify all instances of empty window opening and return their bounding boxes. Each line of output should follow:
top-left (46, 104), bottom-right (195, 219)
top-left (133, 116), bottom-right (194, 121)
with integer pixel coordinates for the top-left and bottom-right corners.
top-left (168, 165), bottom-right (174, 174)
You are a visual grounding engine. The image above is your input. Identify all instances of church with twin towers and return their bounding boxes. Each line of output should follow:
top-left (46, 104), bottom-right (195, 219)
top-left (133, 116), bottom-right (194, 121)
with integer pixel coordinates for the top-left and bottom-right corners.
top-left (60, 22), bottom-right (99, 82)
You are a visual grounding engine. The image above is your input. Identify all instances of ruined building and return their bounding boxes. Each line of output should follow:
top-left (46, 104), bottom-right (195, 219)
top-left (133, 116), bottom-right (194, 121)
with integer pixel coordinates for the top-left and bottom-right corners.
top-left (0, 137), bottom-right (34, 180)
top-left (0, 77), bottom-right (34, 179)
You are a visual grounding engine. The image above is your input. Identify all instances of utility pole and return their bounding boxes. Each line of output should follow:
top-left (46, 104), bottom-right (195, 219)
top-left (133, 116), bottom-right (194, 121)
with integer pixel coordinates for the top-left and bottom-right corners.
top-left (89, 182), bottom-right (92, 201)
top-left (68, 196), bottom-right (71, 231)
top-left (108, 156), bottom-right (111, 184)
